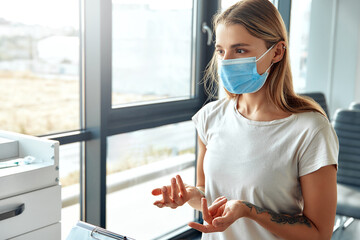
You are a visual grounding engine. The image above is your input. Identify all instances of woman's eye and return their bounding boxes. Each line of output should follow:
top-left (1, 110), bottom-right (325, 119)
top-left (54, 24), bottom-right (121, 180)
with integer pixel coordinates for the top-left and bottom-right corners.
top-left (216, 49), bottom-right (224, 57)
top-left (236, 49), bottom-right (245, 54)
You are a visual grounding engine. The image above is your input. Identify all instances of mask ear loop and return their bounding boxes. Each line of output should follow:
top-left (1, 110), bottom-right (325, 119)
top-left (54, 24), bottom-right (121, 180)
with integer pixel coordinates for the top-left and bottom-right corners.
top-left (265, 43), bottom-right (287, 73)
top-left (256, 44), bottom-right (275, 75)
top-left (265, 62), bottom-right (274, 74)
top-left (256, 44), bottom-right (275, 62)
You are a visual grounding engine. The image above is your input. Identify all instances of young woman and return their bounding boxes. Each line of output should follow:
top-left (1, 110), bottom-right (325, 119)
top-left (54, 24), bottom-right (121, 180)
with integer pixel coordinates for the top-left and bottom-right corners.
top-left (152, 0), bottom-right (338, 239)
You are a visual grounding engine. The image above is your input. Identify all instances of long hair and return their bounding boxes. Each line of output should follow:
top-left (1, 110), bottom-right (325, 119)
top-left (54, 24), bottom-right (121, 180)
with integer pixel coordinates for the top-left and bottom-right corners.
top-left (204, 0), bottom-right (327, 118)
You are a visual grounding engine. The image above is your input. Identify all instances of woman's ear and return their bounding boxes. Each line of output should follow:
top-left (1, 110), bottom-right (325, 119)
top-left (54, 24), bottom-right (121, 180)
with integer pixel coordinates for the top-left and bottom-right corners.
top-left (272, 41), bottom-right (286, 63)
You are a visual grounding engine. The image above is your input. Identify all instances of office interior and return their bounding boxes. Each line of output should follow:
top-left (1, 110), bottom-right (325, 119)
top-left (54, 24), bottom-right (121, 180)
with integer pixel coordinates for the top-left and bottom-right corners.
top-left (0, 0), bottom-right (360, 239)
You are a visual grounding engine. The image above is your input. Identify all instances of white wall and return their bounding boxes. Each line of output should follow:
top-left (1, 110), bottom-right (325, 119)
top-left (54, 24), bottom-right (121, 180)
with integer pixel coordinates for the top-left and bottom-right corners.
top-left (306, 0), bottom-right (360, 116)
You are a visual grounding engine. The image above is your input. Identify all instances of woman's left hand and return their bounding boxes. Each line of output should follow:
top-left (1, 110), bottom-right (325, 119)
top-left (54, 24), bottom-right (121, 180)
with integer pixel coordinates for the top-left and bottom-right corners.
top-left (188, 197), bottom-right (246, 233)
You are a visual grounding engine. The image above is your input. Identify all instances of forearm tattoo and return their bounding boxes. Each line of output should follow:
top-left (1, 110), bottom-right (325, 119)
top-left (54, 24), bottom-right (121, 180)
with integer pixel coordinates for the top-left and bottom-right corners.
top-left (242, 201), bottom-right (312, 228)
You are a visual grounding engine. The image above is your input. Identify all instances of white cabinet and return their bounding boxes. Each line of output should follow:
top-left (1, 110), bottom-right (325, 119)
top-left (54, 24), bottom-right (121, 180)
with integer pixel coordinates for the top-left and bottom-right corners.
top-left (1, 186), bottom-right (61, 239)
top-left (0, 130), bottom-right (61, 240)
top-left (10, 223), bottom-right (61, 240)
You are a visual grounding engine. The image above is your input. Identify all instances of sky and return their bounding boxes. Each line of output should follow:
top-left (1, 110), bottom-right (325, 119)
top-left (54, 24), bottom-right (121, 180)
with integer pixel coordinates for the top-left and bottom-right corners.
top-left (0, 0), bottom-right (79, 28)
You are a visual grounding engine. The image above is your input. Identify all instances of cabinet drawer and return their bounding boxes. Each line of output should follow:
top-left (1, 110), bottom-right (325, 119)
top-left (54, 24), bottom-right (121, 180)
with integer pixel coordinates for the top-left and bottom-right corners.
top-left (0, 130), bottom-right (59, 200)
top-left (0, 185), bottom-right (61, 239)
top-left (10, 222), bottom-right (61, 240)
top-left (0, 164), bottom-right (59, 200)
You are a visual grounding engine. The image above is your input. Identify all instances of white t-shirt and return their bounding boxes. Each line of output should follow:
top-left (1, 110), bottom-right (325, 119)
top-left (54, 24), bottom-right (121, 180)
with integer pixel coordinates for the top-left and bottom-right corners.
top-left (191, 97), bottom-right (338, 240)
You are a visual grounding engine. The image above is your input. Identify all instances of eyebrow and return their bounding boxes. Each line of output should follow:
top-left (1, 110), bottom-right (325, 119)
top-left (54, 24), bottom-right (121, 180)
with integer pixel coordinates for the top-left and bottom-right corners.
top-left (215, 43), bottom-right (251, 48)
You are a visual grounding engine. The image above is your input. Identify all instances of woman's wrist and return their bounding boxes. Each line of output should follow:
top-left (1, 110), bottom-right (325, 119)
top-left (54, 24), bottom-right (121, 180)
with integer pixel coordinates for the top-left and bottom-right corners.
top-left (238, 200), bottom-right (252, 219)
top-left (184, 185), bottom-right (204, 199)
top-left (195, 187), bottom-right (205, 197)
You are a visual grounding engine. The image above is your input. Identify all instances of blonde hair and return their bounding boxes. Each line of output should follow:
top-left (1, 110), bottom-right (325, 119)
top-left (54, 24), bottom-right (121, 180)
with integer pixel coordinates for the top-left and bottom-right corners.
top-left (204, 0), bottom-right (327, 118)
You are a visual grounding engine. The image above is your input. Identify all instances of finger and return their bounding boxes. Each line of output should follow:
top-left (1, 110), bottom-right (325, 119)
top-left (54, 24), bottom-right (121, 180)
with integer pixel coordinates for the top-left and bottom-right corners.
top-left (151, 188), bottom-right (162, 196)
top-left (176, 175), bottom-right (188, 198)
top-left (153, 201), bottom-right (164, 208)
top-left (212, 196), bottom-right (226, 204)
top-left (162, 186), bottom-right (172, 205)
top-left (188, 222), bottom-right (212, 233)
top-left (209, 196), bottom-right (226, 209)
top-left (212, 204), bottom-right (226, 218)
top-left (208, 197), bottom-right (227, 215)
top-left (171, 178), bottom-right (180, 204)
top-left (213, 211), bottom-right (232, 228)
top-left (201, 198), bottom-right (213, 224)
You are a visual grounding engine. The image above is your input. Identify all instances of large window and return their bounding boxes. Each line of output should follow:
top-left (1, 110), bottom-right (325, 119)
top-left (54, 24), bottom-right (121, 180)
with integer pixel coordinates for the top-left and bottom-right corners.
top-left (82, 0), bottom-right (216, 238)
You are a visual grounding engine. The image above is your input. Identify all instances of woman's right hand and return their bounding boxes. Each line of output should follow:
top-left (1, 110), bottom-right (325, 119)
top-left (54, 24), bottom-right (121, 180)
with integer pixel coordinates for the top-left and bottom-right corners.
top-left (152, 175), bottom-right (191, 209)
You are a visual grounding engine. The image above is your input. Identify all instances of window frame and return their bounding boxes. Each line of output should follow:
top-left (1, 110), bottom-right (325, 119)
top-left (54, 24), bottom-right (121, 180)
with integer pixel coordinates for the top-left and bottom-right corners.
top-left (81, 0), bottom-right (221, 230)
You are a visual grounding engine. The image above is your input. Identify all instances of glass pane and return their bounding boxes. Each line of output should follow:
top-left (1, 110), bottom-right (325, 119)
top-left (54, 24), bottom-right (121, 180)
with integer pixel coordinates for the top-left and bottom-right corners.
top-left (0, 0), bottom-right (80, 135)
top-left (112, 0), bottom-right (193, 106)
top-left (106, 122), bottom-right (196, 239)
top-left (60, 142), bottom-right (81, 239)
top-left (289, 0), bottom-right (312, 92)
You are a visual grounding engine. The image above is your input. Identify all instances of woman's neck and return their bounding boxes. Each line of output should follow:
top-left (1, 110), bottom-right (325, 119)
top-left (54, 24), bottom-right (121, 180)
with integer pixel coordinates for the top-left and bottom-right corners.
top-left (236, 90), bottom-right (290, 121)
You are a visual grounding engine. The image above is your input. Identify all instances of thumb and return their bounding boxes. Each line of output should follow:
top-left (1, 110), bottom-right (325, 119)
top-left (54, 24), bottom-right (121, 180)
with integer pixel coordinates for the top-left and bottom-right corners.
top-left (212, 212), bottom-right (232, 227)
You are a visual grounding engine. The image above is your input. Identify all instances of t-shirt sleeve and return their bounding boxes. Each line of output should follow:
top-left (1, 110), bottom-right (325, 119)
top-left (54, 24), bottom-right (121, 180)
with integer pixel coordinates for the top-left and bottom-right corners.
top-left (298, 123), bottom-right (339, 177)
top-left (192, 107), bottom-right (208, 146)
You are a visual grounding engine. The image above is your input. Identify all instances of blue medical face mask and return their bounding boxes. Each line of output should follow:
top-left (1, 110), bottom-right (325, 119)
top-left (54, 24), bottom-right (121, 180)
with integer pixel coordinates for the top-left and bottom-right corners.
top-left (218, 45), bottom-right (275, 94)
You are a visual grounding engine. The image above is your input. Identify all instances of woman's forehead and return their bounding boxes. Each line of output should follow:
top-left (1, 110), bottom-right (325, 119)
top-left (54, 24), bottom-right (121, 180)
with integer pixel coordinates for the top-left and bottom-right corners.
top-left (215, 23), bottom-right (266, 48)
